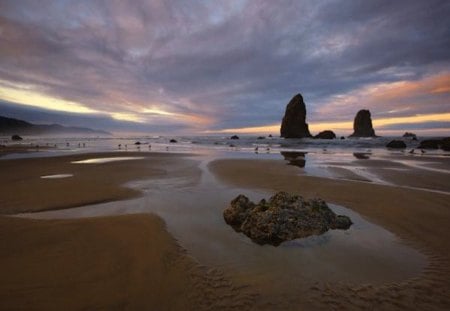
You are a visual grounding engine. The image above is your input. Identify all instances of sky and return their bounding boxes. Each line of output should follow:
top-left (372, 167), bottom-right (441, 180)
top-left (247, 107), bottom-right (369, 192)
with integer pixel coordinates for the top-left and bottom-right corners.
top-left (0, 0), bottom-right (449, 136)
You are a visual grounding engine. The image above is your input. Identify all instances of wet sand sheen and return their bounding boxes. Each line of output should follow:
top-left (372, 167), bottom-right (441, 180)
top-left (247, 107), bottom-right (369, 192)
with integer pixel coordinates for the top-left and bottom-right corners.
top-left (1, 152), bottom-right (450, 310)
top-left (19, 176), bottom-right (427, 286)
top-left (0, 152), bottom-right (199, 214)
top-left (0, 152), bottom-right (258, 310)
top-left (0, 214), bottom-right (256, 311)
top-left (209, 158), bottom-right (450, 310)
top-left (14, 155), bottom-right (429, 310)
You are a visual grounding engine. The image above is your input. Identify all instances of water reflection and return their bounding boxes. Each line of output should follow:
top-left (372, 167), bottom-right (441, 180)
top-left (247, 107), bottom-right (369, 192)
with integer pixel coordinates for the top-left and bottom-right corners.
top-left (353, 152), bottom-right (371, 159)
top-left (40, 174), bottom-right (73, 179)
top-left (281, 151), bottom-right (306, 168)
top-left (22, 163), bottom-right (427, 286)
top-left (71, 156), bottom-right (145, 164)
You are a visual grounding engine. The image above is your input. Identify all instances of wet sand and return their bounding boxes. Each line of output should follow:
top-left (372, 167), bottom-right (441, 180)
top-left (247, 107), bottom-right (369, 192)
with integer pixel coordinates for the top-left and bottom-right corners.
top-left (0, 143), bottom-right (53, 156)
top-left (0, 215), bottom-right (256, 311)
top-left (0, 152), bottom-right (199, 214)
top-left (1, 152), bottom-right (450, 310)
top-left (0, 152), bottom-right (256, 310)
top-left (209, 158), bottom-right (450, 310)
top-left (325, 154), bottom-right (450, 193)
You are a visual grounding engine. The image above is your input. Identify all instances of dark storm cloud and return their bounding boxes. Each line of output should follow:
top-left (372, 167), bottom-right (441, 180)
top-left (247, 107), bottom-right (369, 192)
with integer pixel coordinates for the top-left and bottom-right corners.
top-left (0, 0), bottom-right (449, 133)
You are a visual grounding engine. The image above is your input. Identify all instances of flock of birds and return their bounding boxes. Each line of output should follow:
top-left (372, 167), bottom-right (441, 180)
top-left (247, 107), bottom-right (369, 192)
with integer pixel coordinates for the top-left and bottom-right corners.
top-left (113, 143), bottom-right (423, 155)
top-left (61, 141), bottom-right (424, 155)
top-left (114, 142), bottom-right (271, 153)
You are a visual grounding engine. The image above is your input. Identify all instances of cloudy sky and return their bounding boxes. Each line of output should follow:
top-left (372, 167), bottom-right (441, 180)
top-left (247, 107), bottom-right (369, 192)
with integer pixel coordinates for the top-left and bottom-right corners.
top-left (0, 0), bottom-right (449, 135)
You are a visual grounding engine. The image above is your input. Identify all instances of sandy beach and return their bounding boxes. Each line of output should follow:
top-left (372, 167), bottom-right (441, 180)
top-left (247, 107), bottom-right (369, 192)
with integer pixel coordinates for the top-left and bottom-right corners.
top-left (209, 157), bottom-right (450, 310)
top-left (0, 152), bottom-right (258, 310)
top-left (0, 152), bottom-right (199, 214)
top-left (0, 214), bottom-right (257, 310)
top-left (1, 151), bottom-right (449, 310)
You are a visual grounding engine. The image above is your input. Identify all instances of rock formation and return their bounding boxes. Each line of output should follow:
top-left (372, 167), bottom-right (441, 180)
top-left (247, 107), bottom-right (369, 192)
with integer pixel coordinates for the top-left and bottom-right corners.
top-left (314, 130), bottom-right (336, 139)
top-left (230, 135), bottom-right (239, 140)
top-left (419, 139), bottom-right (440, 149)
top-left (386, 140), bottom-right (407, 149)
top-left (280, 94), bottom-right (312, 138)
top-left (11, 134), bottom-right (23, 141)
top-left (419, 138), bottom-right (450, 150)
top-left (441, 138), bottom-right (450, 151)
top-left (386, 139), bottom-right (406, 149)
top-left (403, 132), bottom-right (417, 140)
top-left (223, 192), bottom-right (352, 246)
top-left (349, 110), bottom-right (376, 137)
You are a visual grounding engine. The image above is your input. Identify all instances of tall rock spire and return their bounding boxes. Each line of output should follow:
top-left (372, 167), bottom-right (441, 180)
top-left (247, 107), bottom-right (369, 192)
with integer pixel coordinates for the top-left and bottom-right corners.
top-left (349, 109), bottom-right (376, 137)
top-left (280, 94), bottom-right (312, 138)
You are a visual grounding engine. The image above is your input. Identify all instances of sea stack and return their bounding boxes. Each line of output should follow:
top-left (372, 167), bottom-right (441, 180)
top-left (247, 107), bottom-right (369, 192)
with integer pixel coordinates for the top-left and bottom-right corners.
top-left (280, 94), bottom-right (312, 138)
top-left (349, 109), bottom-right (376, 137)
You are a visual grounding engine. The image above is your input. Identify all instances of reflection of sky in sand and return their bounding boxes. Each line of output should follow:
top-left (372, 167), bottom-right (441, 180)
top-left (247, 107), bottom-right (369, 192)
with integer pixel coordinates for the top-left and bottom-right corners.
top-left (4, 139), bottom-right (447, 195)
top-left (40, 174), bottom-right (73, 179)
top-left (392, 159), bottom-right (450, 174)
top-left (71, 156), bottom-right (145, 164)
top-left (18, 155), bottom-right (427, 291)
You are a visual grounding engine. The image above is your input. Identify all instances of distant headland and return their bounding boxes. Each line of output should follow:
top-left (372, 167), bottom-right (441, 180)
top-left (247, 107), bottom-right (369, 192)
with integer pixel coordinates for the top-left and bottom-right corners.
top-left (0, 115), bottom-right (110, 136)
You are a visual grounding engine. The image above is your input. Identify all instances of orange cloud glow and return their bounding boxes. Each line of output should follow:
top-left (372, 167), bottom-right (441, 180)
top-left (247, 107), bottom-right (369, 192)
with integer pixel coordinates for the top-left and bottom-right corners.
top-left (315, 72), bottom-right (450, 118)
top-left (374, 72), bottom-right (450, 100)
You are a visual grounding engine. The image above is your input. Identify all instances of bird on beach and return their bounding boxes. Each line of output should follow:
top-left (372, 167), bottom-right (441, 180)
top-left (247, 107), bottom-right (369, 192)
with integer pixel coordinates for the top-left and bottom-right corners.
top-left (421, 149), bottom-right (426, 154)
top-left (148, 144), bottom-right (151, 149)
top-left (409, 149), bottom-right (415, 154)
top-left (254, 146), bottom-right (259, 153)
top-left (118, 144), bottom-right (122, 149)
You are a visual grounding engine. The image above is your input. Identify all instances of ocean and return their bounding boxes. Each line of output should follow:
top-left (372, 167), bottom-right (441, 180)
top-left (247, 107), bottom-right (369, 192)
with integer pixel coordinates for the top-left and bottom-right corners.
top-left (1, 134), bottom-right (447, 159)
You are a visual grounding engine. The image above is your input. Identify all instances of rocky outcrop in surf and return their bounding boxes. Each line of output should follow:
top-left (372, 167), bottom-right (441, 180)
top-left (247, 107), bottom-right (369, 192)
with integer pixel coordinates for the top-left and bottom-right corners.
top-left (386, 140), bottom-right (407, 149)
top-left (403, 132), bottom-right (417, 140)
top-left (419, 138), bottom-right (450, 151)
top-left (314, 130), bottom-right (336, 139)
top-left (280, 94), bottom-right (312, 138)
top-left (11, 134), bottom-right (23, 141)
top-left (349, 110), bottom-right (376, 137)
